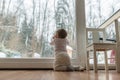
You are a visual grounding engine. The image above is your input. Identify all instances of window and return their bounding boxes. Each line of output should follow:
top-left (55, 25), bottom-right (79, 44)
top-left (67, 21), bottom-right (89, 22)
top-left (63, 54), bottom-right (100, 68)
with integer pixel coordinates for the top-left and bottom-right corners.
top-left (0, 0), bottom-right (76, 58)
top-left (85, 0), bottom-right (120, 65)
top-left (85, 0), bottom-right (120, 28)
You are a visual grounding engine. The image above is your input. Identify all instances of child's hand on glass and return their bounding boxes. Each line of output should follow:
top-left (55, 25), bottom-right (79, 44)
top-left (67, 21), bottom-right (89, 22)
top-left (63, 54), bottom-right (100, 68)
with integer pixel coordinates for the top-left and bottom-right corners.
top-left (53, 33), bottom-right (58, 39)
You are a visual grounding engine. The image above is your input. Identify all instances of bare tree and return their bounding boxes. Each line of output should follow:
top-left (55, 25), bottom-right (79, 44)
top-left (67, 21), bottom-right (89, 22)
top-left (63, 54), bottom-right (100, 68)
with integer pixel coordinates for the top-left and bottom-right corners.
top-left (7, 0), bottom-right (12, 15)
top-left (1, 0), bottom-right (5, 16)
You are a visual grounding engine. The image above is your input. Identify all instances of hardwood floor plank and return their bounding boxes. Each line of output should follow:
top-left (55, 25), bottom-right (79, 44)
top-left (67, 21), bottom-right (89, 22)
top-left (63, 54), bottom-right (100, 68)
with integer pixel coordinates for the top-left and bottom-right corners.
top-left (0, 70), bottom-right (120, 80)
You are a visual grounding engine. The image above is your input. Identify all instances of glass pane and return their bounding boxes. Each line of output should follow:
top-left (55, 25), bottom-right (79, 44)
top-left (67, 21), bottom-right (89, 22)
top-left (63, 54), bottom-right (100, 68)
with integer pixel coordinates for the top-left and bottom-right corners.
top-left (89, 50), bottom-right (115, 64)
top-left (105, 23), bottom-right (116, 42)
top-left (85, 0), bottom-right (120, 28)
top-left (87, 31), bottom-right (93, 44)
top-left (0, 0), bottom-right (76, 58)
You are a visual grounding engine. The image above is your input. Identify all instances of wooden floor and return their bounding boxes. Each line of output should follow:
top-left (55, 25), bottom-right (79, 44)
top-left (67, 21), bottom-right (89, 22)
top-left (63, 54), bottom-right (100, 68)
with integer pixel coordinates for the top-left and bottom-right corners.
top-left (0, 70), bottom-right (120, 80)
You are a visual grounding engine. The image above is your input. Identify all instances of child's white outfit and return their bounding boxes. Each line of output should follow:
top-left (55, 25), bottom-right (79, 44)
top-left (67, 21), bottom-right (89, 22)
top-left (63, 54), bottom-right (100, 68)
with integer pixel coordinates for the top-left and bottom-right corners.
top-left (54, 51), bottom-right (72, 71)
top-left (51, 38), bottom-right (82, 71)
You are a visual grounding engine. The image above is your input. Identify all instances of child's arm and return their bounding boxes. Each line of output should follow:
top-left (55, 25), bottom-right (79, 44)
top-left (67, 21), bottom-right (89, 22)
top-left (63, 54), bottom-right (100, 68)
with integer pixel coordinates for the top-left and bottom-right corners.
top-left (50, 35), bottom-right (56, 45)
top-left (50, 39), bottom-right (55, 45)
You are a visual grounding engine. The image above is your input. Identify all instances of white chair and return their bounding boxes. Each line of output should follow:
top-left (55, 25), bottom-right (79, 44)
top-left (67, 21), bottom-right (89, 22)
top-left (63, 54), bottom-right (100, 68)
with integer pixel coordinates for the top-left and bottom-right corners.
top-left (86, 28), bottom-right (117, 72)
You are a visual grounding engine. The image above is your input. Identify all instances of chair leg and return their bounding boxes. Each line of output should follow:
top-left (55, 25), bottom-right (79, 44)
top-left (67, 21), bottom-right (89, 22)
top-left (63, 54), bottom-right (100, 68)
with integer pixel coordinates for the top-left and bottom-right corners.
top-left (104, 51), bottom-right (108, 72)
top-left (86, 51), bottom-right (90, 71)
top-left (93, 49), bottom-right (97, 73)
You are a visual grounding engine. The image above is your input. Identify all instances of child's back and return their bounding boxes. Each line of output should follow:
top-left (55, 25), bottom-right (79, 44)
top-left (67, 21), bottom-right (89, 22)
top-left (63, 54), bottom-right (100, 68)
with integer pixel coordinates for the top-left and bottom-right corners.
top-left (53, 38), bottom-right (68, 52)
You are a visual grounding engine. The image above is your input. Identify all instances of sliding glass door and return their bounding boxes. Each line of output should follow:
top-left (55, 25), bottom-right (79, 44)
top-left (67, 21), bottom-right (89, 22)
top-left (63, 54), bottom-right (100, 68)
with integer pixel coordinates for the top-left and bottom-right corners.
top-left (0, 0), bottom-right (76, 58)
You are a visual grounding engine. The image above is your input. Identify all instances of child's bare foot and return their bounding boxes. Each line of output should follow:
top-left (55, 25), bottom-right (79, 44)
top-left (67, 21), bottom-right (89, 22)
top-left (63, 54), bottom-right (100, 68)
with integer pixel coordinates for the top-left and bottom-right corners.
top-left (79, 66), bottom-right (85, 71)
top-left (74, 66), bottom-right (85, 71)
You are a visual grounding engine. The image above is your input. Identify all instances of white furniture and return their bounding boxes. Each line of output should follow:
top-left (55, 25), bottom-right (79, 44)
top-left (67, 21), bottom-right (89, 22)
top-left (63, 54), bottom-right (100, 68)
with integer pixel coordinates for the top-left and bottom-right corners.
top-left (86, 43), bottom-right (116, 72)
top-left (86, 9), bottom-right (120, 72)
